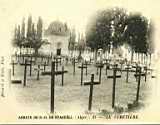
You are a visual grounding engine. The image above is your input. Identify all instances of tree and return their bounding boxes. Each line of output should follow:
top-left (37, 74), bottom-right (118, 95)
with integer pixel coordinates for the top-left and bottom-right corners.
top-left (37, 16), bottom-right (43, 40)
top-left (77, 33), bottom-right (85, 59)
top-left (12, 25), bottom-right (24, 54)
top-left (147, 21), bottom-right (154, 64)
top-left (86, 8), bottom-right (128, 59)
top-left (68, 28), bottom-right (76, 57)
top-left (12, 15), bottom-right (49, 55)
top-left (33, 17), bottom-right (49, 55)
top-left (124, 13), bottom-right (149, 61)
top-left (27, 15), bottom-right (32, 40)
top-left (21, 18), bottom-right (25, 41)
top-left (12, 25), bottom-right (18, 47)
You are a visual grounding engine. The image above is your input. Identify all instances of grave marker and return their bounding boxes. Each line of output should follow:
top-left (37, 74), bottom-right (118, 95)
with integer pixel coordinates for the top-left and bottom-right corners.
top-left (50, 61), bottom-right (67, 113)
top-left (23, 59), bottom-right (27, 87)
top-left (95, 63), bottom-right (103, 76)
top-left (124, 64), bottom-right (132, 83)
top-left (10, 60), bottom-right (17, 76)
top-left (41, 65), bottom-right (67, 86)
top-left (51, 61), bottom-right (55, 113)
top-left (143, 66), bottom-right (152, 82)
top-left (72, 58), bottom-right (78, 75)
top-left (41, 61), bottom-right (48, 72)
top-left (108, 64), bottom-right (121, 108)
top-left (134, 67), bottom-right (143, 103)
top-left (20, 59), bottom-right (32, 77)
top-left (84, 74), bottom-right (100, 111)
top-left (95, 63), bottom-right (103, 84)
top-left (29, 57), bottom-right (32, 76)
top-left (34, 65), bottom-right (43, 80)
top-left (83, 61), bottom-right (91, 76)
top-left (78, 63), bottom-right (87, 86)
top-left (105, 62), bottom-right (110, 76)
top-left (132, 63), bottom-right (139, 82)
top-left (54, 57), bottom-right (61, 71)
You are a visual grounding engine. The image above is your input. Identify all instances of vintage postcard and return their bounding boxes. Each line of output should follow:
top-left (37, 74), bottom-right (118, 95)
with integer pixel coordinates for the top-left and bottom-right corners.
top-left (0, 0), bottom-right (160, 124)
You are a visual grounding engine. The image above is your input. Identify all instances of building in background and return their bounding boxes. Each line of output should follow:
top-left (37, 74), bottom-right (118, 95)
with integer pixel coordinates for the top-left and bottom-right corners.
top-left (43, 20), bottom-right (70, 56)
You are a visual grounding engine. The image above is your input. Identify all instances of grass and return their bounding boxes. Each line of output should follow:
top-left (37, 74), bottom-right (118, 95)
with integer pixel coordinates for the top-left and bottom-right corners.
top-left (10, 61), bottom-right (152, 116)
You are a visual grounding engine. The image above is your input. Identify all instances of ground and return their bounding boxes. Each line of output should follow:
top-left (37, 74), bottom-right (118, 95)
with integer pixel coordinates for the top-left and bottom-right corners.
top-left (9, 61), bottom-right (153, 116)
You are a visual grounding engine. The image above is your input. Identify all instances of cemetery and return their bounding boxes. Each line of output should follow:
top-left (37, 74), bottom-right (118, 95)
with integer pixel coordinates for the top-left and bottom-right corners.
top-left (8, 8), bottom-right (155, 116)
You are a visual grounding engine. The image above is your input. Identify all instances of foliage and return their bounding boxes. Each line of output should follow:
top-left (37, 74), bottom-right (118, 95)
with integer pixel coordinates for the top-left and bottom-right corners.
top-left (68, 28), bottom-right (76, 51)
top-left (86, 8), bottom-right (153, 54)
top-left (77, 33), bottom-right (86, 52)
top-left (86, 8), bottom-right (128, 51)
top-left (12, 15), bottom-right (49, 55)
top-left (124, 13), bottom-right (149, 54)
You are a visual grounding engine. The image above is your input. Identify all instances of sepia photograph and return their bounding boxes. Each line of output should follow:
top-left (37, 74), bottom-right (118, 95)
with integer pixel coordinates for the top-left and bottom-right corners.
top-left (0, 0), bottom-right (160, 124)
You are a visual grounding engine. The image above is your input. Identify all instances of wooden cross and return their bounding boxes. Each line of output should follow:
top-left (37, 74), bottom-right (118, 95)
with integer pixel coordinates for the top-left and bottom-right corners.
top-left (83, 61), bottom-right (91, 76)
top-left (84, 74), bottom-right (100, 111)
top-left (23, 59), bottom-right (28, 87)
top-left (34, 65), bottom-right (43, 80)
top-left (95, 63), bottom-right (103, 84)
top-left (78, 63), bottom-right (87, 86)
top-left (29, 56), bottom-right (33, 76)
top-left (58, 56), bottom-right (62, 65)
top-left (134, 66), bottom-right (142, 103)
top-left (107, 64), bottom-right (121, 108)
top-left (10, 60), bottom-right (18, 76)
top-left (21, 59), bottom-right (33, 87)
top-left (20, 59), bottom-right (32, 77)
top-left (50, 61), bottom-right (68, 113)
top-left (54, 57), bottom-right (61, 71)
top-left (54, 66), bottom-right (68, 86)
top-left (123, 64), bottom-right (132, 83)
top-left (72, 57), bottom-right (78, 75)
top-left (95, 63), bottom-right (103, 76)
top-left (119, 61), bottom-right (124, 74)
top-left (51, 61), bottom-right (55, 113)
top-left (105, 62), bottom-right (110, 76)
top-left (132, 63), bottom-right (139, 82)
top-left (143, 66), bottom-right (152, 82)
top-left (41, 64), bottom-right (67, 86)
top-left (41, 61), bottom-right (48, 72)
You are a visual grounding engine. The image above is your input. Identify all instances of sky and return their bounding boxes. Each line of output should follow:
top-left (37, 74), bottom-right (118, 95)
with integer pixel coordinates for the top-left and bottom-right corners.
top-left (0, 0), bottom-right (160, 55)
